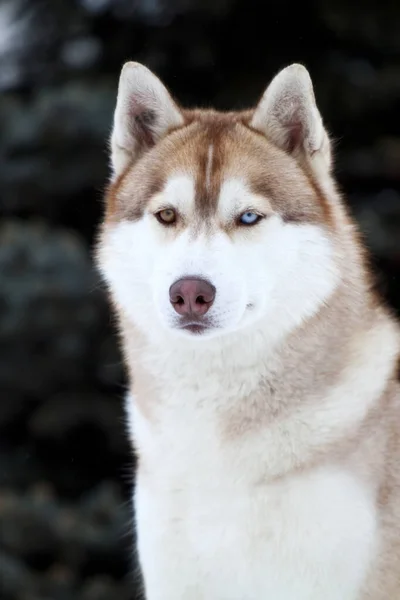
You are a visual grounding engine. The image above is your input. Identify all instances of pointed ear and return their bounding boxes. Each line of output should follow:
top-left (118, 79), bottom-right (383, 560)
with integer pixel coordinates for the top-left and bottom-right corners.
top-left (250, 64), bottom-right (332, 174)
top-left (110, 62), bottom-right (184, 178)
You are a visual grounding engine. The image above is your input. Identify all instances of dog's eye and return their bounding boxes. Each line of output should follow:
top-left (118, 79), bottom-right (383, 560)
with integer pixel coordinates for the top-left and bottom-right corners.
top-left (239, 212), bottom-right (262, 226)
top-left (156, 208), bottom-right (177, 225)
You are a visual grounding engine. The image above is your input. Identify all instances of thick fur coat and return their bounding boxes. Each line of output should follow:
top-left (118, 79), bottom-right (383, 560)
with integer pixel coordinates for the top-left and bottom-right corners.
top-left (96, 62), bottom-right (400, 599)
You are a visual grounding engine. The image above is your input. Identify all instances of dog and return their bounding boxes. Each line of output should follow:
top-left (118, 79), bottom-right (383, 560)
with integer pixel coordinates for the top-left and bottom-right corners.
top-left (96, 61), bottom-right (400, 599)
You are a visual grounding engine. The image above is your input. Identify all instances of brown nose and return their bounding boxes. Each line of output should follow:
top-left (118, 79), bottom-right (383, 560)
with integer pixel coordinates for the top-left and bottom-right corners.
top-left (169, 278), bottom-right (216, 316)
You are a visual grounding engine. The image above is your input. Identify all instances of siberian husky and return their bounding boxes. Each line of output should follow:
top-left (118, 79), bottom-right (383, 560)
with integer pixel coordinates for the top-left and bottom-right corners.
top-left (96, 62), bottom-right (400, 599)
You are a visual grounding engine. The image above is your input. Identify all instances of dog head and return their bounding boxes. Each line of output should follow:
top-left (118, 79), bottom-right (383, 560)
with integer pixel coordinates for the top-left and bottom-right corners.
top-left (97, 63), bottom-right (341, 344)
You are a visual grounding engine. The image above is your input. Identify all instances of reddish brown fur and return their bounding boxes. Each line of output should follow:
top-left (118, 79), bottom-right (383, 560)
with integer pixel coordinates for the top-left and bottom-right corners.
top-left (105, 109), bottom-right (336, 230)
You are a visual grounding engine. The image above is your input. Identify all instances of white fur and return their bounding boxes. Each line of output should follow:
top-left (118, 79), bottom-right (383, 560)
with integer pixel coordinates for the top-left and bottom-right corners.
top-left (152, 173), bottom-right (196, 216)
top-left (124, 313), bottom-right (398, 599)
top-left (98, 176), bottom-right (339, 345)
top-left (99, 174), bottom-right (374, 598)
top-left (205, 144), bottom-right (214, 191)
top-left (99, 171), bottom-right (395, 599)
top-left (135, 463), bottom-right (375, 600)
top-left (218, 177), bottom-right (272, 218)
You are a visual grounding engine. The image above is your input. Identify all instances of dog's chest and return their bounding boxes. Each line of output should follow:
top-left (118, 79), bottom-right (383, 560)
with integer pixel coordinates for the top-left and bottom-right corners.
top-left (131, 395), bottom-right (377, 600)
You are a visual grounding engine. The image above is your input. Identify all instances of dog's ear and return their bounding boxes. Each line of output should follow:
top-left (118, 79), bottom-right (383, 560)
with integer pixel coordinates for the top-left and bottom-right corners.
top-left (250, 64), bottom-right (332, 175)
top-left (110, 62), bottom-right (184, 178)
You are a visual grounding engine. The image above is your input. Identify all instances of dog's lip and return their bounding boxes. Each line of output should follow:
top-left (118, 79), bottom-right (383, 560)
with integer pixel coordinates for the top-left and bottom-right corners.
top-left (182, 323), bottom-right (208, 334)
top-left (177, 319), bottom-right (212, 334)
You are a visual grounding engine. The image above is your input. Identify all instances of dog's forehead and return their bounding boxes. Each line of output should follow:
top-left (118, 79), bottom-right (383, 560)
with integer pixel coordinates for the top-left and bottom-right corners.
top-left (108, 112), bottom-right (326, 224)
top-left (158, 120), bottom-right (323, 223)
top-left (156, 120), bottom-right (285, 213)
top-left (165, 117), bottom-right (281, 218)
top-left (155, 121), bottom-right (270, 217)
top-left (155, 174), bottom-right (269, 221)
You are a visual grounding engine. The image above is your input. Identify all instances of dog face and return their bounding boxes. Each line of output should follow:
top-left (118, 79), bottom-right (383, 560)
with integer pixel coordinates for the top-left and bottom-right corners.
top-left (97, 63), bottom-right (339, 343)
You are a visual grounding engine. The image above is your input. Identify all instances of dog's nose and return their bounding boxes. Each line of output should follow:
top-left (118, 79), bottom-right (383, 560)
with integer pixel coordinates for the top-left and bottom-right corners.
top-left (169, 278), bottom-right (216, 316)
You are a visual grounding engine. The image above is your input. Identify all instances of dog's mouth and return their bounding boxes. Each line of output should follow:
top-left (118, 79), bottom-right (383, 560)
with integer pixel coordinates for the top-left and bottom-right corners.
top-left (177, 317), bottom-right (213, 335)
top-left (182, 323), bottom-right (208, 334)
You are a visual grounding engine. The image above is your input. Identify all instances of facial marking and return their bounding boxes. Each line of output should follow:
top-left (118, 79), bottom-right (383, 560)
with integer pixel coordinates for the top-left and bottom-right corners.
top-left (205, 144), bottom-right (214, 192)
top-left (218, 178), bottom-right (273, 225)
top-left (194, 128), bottom-right (225, 220)
top-left (149, 174), bottom-right (195, 218)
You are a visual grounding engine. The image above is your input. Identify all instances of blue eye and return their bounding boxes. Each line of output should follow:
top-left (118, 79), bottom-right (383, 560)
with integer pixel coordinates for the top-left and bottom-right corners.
top-left (239, 212), bottom-right (261, 225)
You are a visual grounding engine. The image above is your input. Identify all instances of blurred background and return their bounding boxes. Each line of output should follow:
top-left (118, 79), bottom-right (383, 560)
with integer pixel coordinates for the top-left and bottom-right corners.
top-left (0, 0), bottom-right (399, 599)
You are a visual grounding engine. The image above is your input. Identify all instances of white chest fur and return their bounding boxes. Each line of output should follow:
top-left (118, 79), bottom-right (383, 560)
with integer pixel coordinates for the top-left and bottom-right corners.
top-left (129, 391), bottom-right (377, 600)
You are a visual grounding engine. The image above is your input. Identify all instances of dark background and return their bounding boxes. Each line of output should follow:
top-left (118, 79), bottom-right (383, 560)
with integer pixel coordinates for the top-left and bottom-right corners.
top-left (1, 1), bottom-right (400, 599)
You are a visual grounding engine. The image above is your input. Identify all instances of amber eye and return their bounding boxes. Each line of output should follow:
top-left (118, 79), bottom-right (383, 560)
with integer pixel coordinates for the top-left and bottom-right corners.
top-left (155, 208), bottom-right (177, 225)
